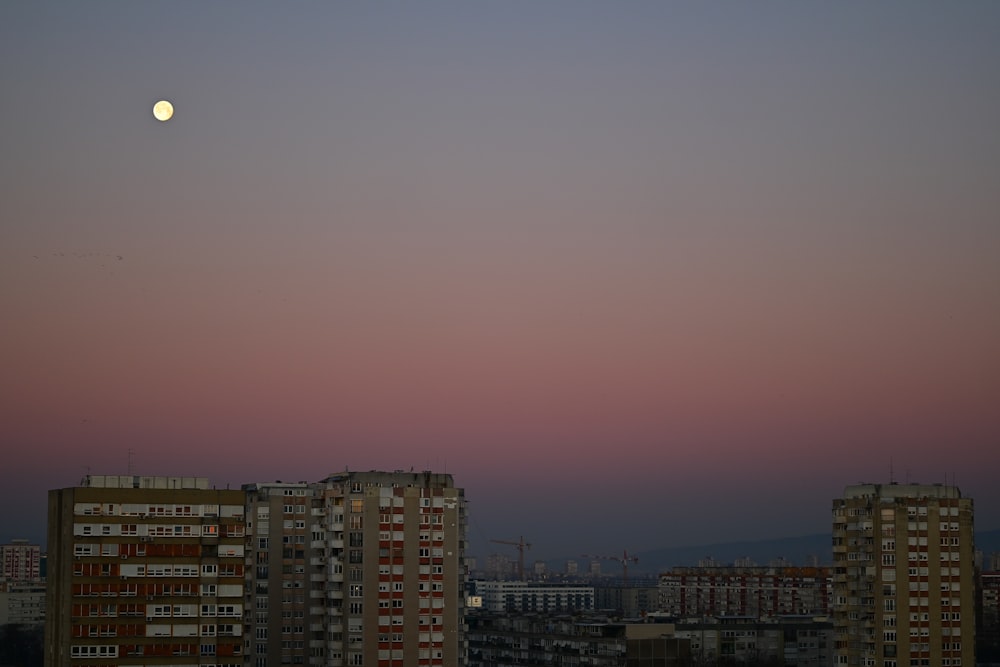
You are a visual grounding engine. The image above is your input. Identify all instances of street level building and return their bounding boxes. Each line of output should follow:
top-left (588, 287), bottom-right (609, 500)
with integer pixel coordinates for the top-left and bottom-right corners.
top-left (979, 570), bottom-right (1000, 664)
top-left (45, 475), bottom-right (247, 667)
top-left (831, 483), bottom-right (974, 667)
top-left (666, 615), bottom-right (833, 666)
top-left (0, 581), bottom-right (46, 625)
top-left (466, 611), bottom-right (689, 667)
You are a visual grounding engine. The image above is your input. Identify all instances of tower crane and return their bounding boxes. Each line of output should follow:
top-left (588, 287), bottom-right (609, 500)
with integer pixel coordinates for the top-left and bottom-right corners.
top-left (581, 549), bottom-right (639, 585)
top-left (490, 536), bottom-right (531, 580)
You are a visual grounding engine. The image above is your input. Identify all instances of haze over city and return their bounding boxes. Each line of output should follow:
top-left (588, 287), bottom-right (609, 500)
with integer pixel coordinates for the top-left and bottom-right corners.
top-left (2, 2), bottom-right (998, 562)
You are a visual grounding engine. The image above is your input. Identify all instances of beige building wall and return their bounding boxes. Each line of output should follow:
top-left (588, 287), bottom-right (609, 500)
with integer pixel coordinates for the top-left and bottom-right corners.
top-left (243, 471), bottom-right (467, 667)
top-left (325, 471), bottom-right (467, 667)
top-left (45, 476), bottom-right (247, 667)
top-left (832, 483), bottom-right (974, 667)
top-left (2, 539), bottom-right (43, 583)
top-left (244, 481), bottom-right (320, 667)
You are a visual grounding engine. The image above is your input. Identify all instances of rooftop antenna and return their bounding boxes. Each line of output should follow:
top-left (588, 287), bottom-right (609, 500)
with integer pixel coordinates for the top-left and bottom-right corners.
top-left (889, 457), bottom-right (895, 484)
top-left (128, 448), bottom-right (135, 475)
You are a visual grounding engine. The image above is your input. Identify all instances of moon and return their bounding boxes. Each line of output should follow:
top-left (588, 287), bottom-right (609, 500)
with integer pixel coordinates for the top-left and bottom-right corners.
top-left (152, 100), bottom-right (174, 122)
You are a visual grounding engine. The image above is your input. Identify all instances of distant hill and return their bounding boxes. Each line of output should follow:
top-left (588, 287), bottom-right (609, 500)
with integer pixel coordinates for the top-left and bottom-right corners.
top-left (610, 528), bottom-right (1000, 575)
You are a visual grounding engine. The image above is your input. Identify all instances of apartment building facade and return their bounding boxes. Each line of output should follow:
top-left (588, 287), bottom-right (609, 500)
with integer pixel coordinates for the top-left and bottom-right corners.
top-left (669, 615), bottom-right (833, 666)
top-left (977, 570), bottom-right (1000, 663)
top-left (243, 471), bottom-right (468, 667)
top-left (468, 580), bottom-right (595, 613)
top-left (46, 470), bottom-right (467, 667)
top-left (466, 612), bottom-right (689, 667)
top-left (45, 475), bottom-right (247, 667)
top-left (3, 538), bottom-right (42, 583)
top-left (1, 538), bottom-right (46, 626)
top-left (658, 566), bottom-right (831, 618)
top-left (243, 481), bottom-right (318, 667)
top-left (831, 483), bottom-right (974, 667)
top-left (322, 471), bottom-right (467, 667)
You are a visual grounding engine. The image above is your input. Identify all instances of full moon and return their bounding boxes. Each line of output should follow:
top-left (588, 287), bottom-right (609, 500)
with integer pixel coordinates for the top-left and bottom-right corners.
top-left (152, 100), bottom-right (174, 122)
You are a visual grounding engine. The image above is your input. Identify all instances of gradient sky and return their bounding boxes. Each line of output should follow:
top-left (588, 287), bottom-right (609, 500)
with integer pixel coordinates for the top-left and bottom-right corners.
top-left (2, 2), bottom-right (999, 564)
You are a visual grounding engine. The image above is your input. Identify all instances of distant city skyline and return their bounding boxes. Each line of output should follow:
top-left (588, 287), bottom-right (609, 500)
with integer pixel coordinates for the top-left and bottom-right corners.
top-left (2, 2), bottom-right (999, 561)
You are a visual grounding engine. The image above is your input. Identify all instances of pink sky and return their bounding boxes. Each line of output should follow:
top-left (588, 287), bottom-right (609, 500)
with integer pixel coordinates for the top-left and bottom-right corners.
top-left (2, 2), bottom-right (999, 560)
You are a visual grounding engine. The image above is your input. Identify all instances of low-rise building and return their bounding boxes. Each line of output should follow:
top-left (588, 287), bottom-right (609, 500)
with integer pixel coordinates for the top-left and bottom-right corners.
top-left (659, 615), bottom-right (833, 666)
top-left (0, 581), bottom-right (46, 625)
top-left (467, 611), bottom-right (689, 667)
top-left (659, 565), bottom-right (831, 618)
top-left (594, 583), bottom-right (660, 618)
top-left (980, 570), bottom-right (1000, 664)
top-left (469, 580), bottom-right (594, 613)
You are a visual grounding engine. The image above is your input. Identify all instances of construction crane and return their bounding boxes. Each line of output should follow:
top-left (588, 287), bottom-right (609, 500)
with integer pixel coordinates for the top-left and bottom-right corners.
top-left (491, 536), bottom-right (531, 580)
top-left (581, 549), bottom-right (639, 585)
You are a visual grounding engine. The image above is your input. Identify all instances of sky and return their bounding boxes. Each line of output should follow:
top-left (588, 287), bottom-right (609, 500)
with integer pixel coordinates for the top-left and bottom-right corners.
top-left (1, 2), bottom-right (999, 564)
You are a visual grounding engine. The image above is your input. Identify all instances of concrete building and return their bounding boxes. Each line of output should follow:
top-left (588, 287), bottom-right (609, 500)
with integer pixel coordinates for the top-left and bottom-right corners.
top-left (245, 470), bottom-right (467, 667)
top-left (979, 570), bottom-right (1000, 664)
top-left (243, 480), bottom-right (317, 667)
top-left (666, 615), bottom-right (833, 666)
top-left (466, 611), bottom-right (689, 667)
top-left (831, 483), bottom-right (975, 667)
top-left (45, 475), bottom-right (247, 667)
top-left (469, 580), bottom-right (594, 613)
top-left (594, 583), bottom-right (660, 618)
top-left (311, 471), bottom-right (467, 667)
top-left (0, 581), bottom-right (46, 625)
top-left (658, 566), bottom-right (831, 618)
top-left (2, 538), bottom-right (42, 583)
top-left (0, 538), bottom-right (45, 627)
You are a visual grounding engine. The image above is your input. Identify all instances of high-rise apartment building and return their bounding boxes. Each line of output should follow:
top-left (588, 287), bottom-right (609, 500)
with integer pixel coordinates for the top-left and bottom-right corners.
top-left (2, 538), bottom-right (42, 583)
top-left (831, 483), bottom-right (974, 667)
top-left (45, 470), bottom-right (467, 667)
top-left (45, 475), bottom-right (247, 667)
top-left (243, 480), bottom-right (318, 667)
top-left (243, 471), bottom-right (467, 667)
